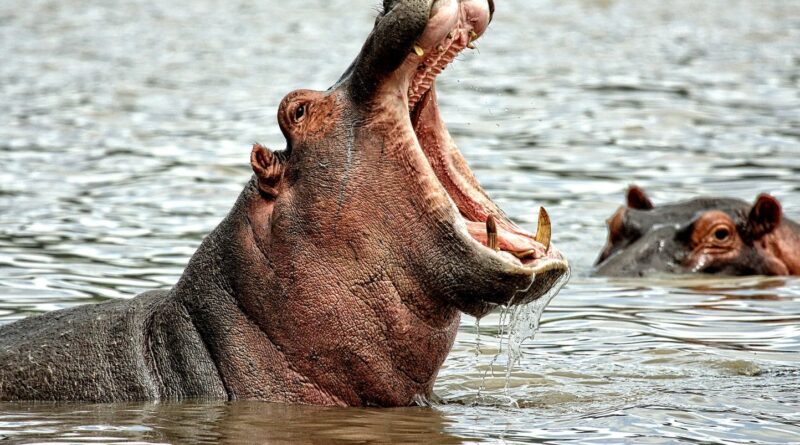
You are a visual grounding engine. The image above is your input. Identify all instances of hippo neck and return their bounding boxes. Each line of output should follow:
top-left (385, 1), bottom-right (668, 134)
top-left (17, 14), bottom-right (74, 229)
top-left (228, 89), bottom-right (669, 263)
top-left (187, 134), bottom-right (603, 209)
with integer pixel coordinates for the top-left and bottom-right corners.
top-left (171, 180), bottom-right (461, 405)
top-left (169, 184), bottom-right (344, 404)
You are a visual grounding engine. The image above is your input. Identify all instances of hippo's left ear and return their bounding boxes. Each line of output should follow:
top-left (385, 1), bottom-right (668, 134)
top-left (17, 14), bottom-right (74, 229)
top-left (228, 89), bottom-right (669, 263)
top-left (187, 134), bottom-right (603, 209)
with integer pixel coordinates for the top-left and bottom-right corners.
top-left (626, 185), bottom-right (654, 210)
top-left (251, 144), bottom-right (285, 199)
top-left (746, 194), bottom-right (782, 239)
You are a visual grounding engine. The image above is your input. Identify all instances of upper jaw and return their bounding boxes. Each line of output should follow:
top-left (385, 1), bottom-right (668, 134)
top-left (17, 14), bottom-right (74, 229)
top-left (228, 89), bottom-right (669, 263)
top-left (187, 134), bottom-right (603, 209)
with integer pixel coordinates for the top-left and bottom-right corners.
top-left (347, 0), bottom-right (570, 308)
top-left (401, 0), bottom-right (492, 112)
top-left (337, 0), bottom-right (492, 106)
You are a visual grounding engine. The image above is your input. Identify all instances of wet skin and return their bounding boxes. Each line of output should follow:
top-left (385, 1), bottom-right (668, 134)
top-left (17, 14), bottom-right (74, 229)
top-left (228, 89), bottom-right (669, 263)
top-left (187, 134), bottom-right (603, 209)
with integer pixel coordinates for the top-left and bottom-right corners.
top-left (0, 0), bottom-right (568, 406)
top-left (595, 186), bottom-right (800, 277)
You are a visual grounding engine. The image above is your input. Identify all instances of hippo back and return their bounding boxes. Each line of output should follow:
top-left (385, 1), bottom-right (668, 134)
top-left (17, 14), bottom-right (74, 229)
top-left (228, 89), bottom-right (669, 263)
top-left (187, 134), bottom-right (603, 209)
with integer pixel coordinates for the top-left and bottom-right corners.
top-left (0, 290), bottom-right (225, 402)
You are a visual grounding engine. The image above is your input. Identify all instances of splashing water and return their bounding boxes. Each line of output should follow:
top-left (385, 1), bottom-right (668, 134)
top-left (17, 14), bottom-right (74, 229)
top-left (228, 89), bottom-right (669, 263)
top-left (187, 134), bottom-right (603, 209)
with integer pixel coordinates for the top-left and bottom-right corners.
top-left (474, 316), bottom-right (482, 355)
top-left (504, 269), bottom-right (571, 378)
top-left (478, 267), bottom-right (572, 403)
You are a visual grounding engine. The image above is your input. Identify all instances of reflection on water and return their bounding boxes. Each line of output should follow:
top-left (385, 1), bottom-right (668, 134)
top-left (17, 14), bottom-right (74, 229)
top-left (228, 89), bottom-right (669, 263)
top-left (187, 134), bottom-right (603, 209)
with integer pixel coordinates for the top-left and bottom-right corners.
top-left (1, 0), bottom-right (799, 443)
top-left (0, 402), bottom-right (463, 444)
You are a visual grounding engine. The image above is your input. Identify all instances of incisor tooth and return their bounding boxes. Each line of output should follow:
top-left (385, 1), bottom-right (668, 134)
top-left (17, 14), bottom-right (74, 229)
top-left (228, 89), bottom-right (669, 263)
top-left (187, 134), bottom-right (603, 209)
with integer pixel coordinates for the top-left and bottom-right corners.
top-left (486, 215), bottom-right (498, 251)
top-left (467, 31), bottom-right (479, 49)
top-left (535, 207), bottom-right (552, 251)
top-left (413, 44), bottom-right (425, 57)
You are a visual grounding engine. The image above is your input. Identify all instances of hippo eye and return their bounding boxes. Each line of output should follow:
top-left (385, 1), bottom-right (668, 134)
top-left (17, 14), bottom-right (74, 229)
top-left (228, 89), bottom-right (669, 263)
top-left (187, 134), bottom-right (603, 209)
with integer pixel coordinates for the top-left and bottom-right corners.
top-left (714, 227), bottom-right (731, 241)
top-left (293, 104), bottom-right (306, 123)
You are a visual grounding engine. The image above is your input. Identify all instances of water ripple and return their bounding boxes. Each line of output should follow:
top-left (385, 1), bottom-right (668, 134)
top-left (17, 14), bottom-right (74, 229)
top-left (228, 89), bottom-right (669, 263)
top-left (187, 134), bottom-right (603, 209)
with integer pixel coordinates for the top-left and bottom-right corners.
top-left (1, 0), bottom-right (799, 443)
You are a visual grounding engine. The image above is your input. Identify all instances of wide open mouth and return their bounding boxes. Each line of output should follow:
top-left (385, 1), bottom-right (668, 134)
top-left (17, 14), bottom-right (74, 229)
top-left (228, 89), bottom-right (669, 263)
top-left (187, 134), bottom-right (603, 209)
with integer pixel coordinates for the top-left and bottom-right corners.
top-left (397, 0), bottom-right (568, 276)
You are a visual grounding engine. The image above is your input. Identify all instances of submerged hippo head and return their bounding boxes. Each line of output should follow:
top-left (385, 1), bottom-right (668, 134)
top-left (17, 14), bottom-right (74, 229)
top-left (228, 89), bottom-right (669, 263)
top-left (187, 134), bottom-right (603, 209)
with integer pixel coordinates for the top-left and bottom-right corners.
top-left (248, 0), bottom-right (568, 318)
top-left (594, 186), bottom-right (800, 277)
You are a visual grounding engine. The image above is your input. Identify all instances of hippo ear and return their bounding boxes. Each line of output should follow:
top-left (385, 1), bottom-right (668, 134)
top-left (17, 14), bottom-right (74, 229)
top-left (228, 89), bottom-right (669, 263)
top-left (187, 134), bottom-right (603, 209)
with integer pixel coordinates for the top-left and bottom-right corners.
top-left (747, 194), bottom-right (782, 239)
top-left (250, 144), bottom-right (285, 199)
top-left (626, 185), bottom-right (654, 210)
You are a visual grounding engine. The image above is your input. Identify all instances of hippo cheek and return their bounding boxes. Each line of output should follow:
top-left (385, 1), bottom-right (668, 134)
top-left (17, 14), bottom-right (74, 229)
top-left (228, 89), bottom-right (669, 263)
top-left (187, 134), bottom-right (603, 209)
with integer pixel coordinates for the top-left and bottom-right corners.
top-left (688, 248), bottom-right (789, 276)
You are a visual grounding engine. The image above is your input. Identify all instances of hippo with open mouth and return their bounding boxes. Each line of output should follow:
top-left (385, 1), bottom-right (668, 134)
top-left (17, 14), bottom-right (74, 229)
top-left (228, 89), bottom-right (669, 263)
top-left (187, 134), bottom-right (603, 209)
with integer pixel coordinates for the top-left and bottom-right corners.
top-left (595, 186), bottom-right (800, 277)
top-left (0, 0), bottom-right (568, 406)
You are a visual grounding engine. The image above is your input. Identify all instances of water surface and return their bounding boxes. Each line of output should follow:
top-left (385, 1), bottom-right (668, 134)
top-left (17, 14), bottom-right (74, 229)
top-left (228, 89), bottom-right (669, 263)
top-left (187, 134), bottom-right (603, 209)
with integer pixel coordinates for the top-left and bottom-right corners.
top-left (1, 0), bottom-right (799, 443)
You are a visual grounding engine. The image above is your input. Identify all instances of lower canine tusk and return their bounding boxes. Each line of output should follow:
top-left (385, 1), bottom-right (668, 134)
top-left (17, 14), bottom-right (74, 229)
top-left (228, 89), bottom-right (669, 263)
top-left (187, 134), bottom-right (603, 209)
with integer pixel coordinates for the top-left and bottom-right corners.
top-left (486, 215), bottom-right (498, 251)
top-left (535, 207), bottom-right (552, 251)
top-left (413, 43), bottom-right (425, 56)
top-left (467, 32), bottom-right (479, 49)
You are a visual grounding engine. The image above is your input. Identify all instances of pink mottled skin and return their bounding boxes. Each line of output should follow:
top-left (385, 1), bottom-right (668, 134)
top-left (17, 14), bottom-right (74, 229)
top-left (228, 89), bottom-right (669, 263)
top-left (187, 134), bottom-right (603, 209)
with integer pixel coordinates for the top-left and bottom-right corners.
top-left (0, 0), bottom-right (568, 406)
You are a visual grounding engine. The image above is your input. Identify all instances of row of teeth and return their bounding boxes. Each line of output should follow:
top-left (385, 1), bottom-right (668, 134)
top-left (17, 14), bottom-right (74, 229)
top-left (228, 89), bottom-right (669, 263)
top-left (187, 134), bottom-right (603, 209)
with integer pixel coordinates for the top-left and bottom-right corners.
top-left (486, 208), bottom-right (552, 258)
top-left (407, 30), bottom-right (478, 110)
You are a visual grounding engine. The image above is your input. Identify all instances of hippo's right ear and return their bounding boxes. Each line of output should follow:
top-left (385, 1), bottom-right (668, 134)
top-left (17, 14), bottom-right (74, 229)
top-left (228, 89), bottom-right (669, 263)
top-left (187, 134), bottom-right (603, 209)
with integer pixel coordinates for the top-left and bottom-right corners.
top-left (746, 194), bottom-right (782, 239)
top-left (626, 185), bottom-right (654, 210)
top-left (251, 143), bottom-right (285, 199)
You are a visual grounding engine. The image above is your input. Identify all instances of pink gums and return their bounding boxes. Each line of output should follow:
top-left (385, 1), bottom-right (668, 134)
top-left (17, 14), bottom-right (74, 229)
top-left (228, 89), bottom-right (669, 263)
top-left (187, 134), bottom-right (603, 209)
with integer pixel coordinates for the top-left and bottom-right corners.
top-left (405, 1), bottom-right (557, 264)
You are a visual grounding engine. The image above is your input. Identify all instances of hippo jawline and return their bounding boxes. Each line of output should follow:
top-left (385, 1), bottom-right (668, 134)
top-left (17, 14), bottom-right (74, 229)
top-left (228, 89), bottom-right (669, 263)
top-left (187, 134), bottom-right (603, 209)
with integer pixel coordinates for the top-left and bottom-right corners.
top-left (378, 3), bottom-right (569, 305)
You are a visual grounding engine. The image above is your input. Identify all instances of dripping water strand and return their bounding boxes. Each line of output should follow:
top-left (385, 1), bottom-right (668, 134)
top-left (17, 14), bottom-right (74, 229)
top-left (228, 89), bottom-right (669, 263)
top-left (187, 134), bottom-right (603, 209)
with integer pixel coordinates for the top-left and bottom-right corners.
top-left (476, 267), bottom-right (571, 406)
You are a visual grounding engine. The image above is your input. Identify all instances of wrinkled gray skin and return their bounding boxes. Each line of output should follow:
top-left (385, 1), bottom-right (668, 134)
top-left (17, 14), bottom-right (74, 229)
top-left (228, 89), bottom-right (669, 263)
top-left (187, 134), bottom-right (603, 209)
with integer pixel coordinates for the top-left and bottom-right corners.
top-left (595, 198), bottom-right (752, 276)
top-left (0, 0), bottom-right (566, 406)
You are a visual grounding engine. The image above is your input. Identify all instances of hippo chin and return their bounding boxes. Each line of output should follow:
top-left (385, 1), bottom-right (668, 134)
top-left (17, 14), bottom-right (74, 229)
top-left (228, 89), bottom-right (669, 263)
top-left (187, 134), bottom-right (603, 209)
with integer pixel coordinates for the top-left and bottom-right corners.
top-left (0, 0), bottom-right (568, 406)
top-left (594, 186), bottom-right (800, 277)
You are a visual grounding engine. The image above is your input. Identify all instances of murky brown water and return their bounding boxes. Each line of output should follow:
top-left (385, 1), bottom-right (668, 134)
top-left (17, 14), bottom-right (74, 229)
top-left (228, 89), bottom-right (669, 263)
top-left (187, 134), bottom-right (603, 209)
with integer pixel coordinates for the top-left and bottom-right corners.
top-left (1, 0), bottom-right (799, 443)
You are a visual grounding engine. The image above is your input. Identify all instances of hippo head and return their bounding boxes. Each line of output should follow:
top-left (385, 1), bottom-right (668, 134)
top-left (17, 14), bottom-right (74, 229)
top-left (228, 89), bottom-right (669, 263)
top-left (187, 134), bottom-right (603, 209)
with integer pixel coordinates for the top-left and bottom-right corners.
top-left (245, 0), bottom-right (568, 320)
top-left (594, 186), bottom-right (800, 277)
